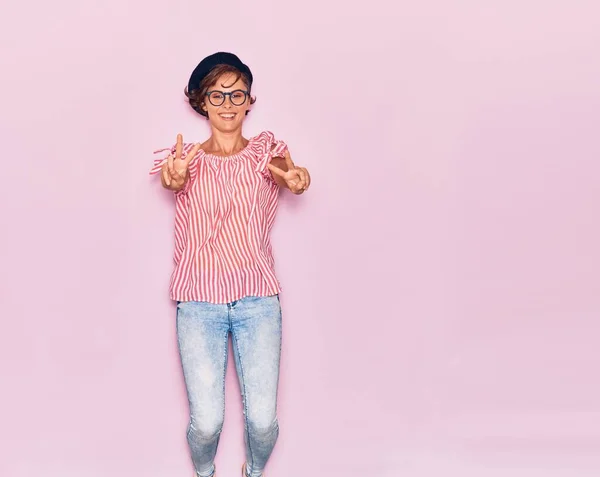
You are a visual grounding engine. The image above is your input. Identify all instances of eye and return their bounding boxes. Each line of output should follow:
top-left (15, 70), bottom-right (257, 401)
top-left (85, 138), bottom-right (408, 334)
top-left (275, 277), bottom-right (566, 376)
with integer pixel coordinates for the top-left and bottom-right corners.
top-left (232, 91), bottom-right (245, 99)
top-left (210, 92), bottom-right (224, 100)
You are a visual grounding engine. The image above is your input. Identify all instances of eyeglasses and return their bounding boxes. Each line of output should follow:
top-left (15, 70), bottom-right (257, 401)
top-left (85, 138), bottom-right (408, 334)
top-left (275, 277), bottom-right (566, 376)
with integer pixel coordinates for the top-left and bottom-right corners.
top-left (205, 89), bottom-right (249, 107)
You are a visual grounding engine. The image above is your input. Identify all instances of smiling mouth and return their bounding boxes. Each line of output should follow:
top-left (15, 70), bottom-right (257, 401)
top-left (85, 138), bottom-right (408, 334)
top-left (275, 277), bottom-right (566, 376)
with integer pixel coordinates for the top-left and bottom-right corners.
top-left (218, 113), bottom-right (237, 120)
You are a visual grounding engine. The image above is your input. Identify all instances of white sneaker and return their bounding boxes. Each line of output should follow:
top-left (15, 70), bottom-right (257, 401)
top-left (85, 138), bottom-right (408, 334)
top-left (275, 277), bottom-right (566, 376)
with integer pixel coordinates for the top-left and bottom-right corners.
top-left (242, 462), bottom-right (264, 477)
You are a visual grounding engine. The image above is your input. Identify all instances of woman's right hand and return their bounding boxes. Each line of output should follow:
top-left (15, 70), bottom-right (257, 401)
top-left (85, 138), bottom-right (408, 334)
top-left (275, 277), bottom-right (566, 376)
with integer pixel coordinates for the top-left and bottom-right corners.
top-left (161, 134), bottom-right (201, 191)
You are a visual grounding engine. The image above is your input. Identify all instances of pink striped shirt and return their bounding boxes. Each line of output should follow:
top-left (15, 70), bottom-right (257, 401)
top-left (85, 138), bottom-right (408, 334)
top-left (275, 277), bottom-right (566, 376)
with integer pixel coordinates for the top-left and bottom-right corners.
top-left (149, 131), bottom-right (288, 304)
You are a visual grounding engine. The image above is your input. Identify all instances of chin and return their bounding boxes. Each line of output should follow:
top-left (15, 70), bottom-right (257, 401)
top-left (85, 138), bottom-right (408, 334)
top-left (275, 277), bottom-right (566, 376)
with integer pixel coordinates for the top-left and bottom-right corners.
top-left (215, 120), bottom-right (243, 132)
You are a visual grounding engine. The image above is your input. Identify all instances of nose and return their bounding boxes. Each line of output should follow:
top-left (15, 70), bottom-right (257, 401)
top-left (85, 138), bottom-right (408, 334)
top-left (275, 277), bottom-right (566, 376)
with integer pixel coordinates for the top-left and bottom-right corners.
top-left (223, 94), bottom-right (233, 108)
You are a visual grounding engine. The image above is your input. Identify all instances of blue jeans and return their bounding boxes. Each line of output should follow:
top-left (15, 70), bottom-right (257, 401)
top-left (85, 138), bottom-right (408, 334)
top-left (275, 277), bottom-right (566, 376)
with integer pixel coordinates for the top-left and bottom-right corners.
top-left (176, 295), bottom-right (282, 477)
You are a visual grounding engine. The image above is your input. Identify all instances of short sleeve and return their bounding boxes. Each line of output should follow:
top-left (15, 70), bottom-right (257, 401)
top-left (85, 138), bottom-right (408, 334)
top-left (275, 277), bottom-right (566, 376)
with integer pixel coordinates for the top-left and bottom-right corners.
top-left (149, 143), bottom-right (202, 196)
top-left (252, 131), bottom-right (289, 184)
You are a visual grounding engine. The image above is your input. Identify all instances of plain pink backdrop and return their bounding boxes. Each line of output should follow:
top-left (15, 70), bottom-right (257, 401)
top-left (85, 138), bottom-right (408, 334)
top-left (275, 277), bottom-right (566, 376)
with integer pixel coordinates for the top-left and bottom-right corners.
top-left (1, 1), bottom-right (599, 476)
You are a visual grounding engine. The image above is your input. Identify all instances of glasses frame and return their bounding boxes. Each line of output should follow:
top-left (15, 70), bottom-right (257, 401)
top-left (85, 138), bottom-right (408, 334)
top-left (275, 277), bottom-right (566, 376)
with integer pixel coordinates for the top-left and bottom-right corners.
top-left (205, 89), bottom-right (250, 107)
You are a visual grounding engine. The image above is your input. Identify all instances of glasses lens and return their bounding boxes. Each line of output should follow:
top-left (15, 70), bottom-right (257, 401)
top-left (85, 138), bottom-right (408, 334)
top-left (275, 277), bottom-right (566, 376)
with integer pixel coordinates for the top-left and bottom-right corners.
top-left (230, 90), bottom-right (247, 106)
top-left (208, 92), bottom-right (225, 106)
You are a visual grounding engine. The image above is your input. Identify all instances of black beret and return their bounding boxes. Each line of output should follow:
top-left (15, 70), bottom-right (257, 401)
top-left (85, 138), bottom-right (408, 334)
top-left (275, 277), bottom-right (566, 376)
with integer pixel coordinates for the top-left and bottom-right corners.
top-left (187, 52), bottom-right (253, 93)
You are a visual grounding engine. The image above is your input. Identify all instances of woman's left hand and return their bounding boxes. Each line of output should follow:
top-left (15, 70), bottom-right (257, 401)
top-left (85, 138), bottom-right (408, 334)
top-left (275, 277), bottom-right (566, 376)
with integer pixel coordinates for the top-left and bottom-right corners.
top-left (268, 151), bottom-right (311, 194)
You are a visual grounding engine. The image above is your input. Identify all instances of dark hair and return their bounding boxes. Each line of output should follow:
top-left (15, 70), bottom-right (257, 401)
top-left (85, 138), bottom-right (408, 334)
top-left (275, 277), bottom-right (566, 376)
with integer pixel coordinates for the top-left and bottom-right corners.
top-left (184, 64), bottom-right (256, 118)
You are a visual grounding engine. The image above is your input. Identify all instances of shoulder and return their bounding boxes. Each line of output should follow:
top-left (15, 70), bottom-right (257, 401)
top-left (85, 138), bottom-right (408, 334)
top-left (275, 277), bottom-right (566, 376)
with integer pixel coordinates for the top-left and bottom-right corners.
top-left (253, 131), bottom-right (278, 140)
top-left (250, 130), bottom-right (277, 146)
top-left (248, 131), bottom-right (287, 155)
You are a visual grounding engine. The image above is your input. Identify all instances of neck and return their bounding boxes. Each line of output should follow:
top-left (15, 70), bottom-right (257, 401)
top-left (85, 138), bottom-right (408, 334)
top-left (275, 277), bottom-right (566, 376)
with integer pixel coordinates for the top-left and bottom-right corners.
top-left (206, 126), bottom-right (247, 156)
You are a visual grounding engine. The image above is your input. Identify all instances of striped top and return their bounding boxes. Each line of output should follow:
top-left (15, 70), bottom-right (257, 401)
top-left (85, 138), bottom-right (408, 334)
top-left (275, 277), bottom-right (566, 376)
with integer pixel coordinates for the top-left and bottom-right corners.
top-left (149, 131), bottom-right (287, 304)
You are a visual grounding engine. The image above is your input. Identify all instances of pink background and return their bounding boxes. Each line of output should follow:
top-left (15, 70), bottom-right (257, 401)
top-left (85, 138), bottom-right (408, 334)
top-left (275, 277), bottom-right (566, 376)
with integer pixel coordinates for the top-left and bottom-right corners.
top-left (1, 1), bottom-right (599, 476)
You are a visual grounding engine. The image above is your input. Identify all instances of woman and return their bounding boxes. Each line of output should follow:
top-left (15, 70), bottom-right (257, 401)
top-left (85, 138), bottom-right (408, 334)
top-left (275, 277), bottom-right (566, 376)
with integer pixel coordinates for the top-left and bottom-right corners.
top-left (149, 52), bottom-right (311, 477)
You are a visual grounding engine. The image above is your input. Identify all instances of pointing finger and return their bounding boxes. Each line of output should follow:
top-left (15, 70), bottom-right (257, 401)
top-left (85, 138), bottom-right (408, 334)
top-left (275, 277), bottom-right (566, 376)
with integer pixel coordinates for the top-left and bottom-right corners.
top-left (267, 162), bottom-right (286, 178)
top-left (175, 134), bottom-right (183, 160)
top-left (283, 150), bottom-right (295, 170)
top-left (183, 143), bottom-right (201, 166)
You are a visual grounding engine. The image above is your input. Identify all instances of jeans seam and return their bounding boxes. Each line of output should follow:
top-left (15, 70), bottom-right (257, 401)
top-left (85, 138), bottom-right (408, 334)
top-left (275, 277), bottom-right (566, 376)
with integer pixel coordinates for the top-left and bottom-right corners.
top-left (232, 331), bottom-right (255, 474)
top-left (221, 326), bottom-right (229, 428)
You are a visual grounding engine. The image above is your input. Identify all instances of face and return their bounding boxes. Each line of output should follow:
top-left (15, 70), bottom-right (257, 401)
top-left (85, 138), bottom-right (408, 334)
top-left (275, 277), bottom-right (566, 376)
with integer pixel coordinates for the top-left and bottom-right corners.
top-left (202, 72), bottom-right (251, 132)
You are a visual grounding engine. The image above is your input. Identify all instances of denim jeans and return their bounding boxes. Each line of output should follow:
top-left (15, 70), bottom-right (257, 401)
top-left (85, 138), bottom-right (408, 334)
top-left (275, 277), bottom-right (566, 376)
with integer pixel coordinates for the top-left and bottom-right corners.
top-left (176, 295), bottom-right (282, 477)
